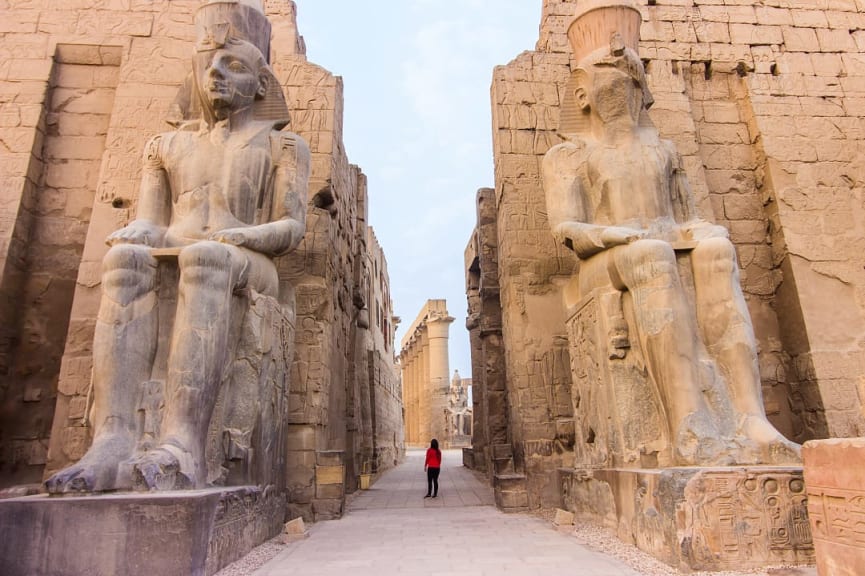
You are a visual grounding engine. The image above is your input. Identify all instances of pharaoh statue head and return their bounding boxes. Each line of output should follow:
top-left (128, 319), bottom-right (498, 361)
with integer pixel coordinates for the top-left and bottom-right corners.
top-left (558, 0), bottom-right (654, 138)
top-left (168, 0), bottom-right (291, 128)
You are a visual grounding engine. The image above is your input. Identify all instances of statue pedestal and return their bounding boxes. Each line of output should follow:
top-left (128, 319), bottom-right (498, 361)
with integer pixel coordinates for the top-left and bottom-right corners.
top-left (559, 466), bottom-right (814, 571)
top-left (0, 486), bottom-right (285, 576)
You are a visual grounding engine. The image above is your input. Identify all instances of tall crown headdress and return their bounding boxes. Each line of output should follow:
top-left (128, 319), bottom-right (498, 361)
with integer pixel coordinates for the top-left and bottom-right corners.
top-left (567, 0), bottom-right (641, 64)
top-left (558, 0), bottom-right (654, 138)
top-left (194, 0), bottom-right (271, 61)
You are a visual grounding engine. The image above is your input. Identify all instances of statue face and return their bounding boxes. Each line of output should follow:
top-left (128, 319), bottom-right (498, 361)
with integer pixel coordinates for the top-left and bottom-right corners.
top-left (195, 41), bottom-right (265, 114)
top-left (587, 66), bottom-right (643, 125)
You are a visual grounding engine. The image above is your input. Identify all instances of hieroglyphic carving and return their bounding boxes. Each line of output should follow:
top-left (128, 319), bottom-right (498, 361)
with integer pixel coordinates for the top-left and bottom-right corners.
top-left (807, 489), bottom-right (865, 549)
top-left (206, 486), bottom-right (287, 574)
top-left (566, 294), bottom-right (607, 468)
top-left (682, 470), bottom-right (813, 570)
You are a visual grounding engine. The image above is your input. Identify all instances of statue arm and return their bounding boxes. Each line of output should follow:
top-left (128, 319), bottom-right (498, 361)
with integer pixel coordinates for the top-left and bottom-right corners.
top-left (212, 131), bottom-right (310, 256)
top-left (267, 132), bottom-right (310, 255)
top-left (668, 142), bottom-right (698, 224)
top-left (668, 142), bottom-right (729, 240)
top-left (542, 142), bottom-right (640, 259)
top-left (107, 134), bottom-right (170, 247)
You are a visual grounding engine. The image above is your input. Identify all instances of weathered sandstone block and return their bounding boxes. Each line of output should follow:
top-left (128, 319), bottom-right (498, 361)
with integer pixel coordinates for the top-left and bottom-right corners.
top-left (803, 438), bottom-right (865, 576)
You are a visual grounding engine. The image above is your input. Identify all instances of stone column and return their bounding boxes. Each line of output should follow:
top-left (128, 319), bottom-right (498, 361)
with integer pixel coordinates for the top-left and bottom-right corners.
top-left (409, 349), bottom-right (419, 445)
top-left (414, 345), bottom-right (422, 444)
top-left (401, 346), bottom-right (415, 445)
top-left (406, 348), bottom-right (414, 445)
top-left (419, 331), bottom-right (430, 442)
top-left (409, 336), bottom-right (419, 445)
top-left (405, 352), bottom-right (413, 445)
top-left (427, 315), bottom-right (453, 445)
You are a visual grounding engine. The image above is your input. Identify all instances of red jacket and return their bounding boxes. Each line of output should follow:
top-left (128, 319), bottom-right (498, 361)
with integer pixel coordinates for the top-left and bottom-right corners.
top-left (425, 448), bottom-right (441, 468)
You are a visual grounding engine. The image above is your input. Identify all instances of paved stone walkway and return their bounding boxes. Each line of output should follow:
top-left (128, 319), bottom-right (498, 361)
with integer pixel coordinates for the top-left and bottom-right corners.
top-left (253, 449), bottom-right (641, 576)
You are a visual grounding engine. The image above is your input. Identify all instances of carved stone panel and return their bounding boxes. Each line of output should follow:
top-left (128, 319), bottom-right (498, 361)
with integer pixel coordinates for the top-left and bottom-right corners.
top-left (566, 289), bottom-right (669, 469)
top-left (560, 465), bottom-right (813, 572)
top-left (681, 469), bottom-right (813, 571)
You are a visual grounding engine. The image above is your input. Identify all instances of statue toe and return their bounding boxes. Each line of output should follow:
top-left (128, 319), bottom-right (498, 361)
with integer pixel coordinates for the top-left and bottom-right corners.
top-left (132, 448), bottom-right (193, 491)
top-left (45, 466), bottom-right (95, 494)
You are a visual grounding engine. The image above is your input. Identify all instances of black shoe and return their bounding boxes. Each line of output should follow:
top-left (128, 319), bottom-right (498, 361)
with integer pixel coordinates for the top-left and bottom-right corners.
top-left (432, 495), bottom-right (437, 498)
top-left (424, 494), bottom-right (431, 498)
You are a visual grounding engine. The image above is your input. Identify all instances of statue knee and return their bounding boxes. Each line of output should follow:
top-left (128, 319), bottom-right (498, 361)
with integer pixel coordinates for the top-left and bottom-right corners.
top-left (102, 244), bottom-right (157, 298)
top-left (178, 241), bottom-right (236, 287)
top-left (622, 240), bottom-right (678, 287)
top-left (692, 237), bottom-right (738, 276)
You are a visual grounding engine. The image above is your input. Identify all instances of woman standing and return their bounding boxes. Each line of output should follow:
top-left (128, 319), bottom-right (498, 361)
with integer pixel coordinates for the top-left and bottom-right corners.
top-left (424, 439), bottom-right (441, 498)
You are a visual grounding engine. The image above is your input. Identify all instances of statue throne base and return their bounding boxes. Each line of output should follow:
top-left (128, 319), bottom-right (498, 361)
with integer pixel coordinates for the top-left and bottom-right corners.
top-left (142, 251), bottom-right (296, 490)
top-left (561, 285), bottom-right (814, 571)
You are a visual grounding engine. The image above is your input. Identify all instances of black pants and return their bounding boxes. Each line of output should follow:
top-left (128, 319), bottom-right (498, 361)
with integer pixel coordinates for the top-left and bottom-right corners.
top-left (426, 467), bottom-right (440, 497)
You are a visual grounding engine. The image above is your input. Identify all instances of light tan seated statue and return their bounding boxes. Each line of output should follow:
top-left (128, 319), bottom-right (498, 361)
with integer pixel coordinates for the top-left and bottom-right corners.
top-left (46, 0), bottom-right (310, 492)
top-left (543, 12), bottom-right (799, 466)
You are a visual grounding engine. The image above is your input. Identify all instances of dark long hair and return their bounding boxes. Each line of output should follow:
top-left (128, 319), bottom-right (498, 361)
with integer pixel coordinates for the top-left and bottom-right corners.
top-left (430, 438), bottom-right (440, 460)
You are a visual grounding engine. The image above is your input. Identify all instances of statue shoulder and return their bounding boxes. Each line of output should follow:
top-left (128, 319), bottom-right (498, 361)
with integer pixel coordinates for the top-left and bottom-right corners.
top-left (545, 139), bottom-right (587, 158)
top-left (142, 132), bottom-right (176, 167)
top-left (543, 139), bottom-right (589, 176)
top-left (269, 130), bottom-right (311, 165)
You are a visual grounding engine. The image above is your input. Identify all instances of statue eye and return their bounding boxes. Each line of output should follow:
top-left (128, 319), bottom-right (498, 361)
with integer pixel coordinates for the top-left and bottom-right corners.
top-left (227, 61), bottom-right (247, 73)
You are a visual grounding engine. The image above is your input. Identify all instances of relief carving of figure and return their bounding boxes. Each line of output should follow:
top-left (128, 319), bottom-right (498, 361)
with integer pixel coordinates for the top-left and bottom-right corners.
top-left (46, 0), bottom-right (310, 492)
top-left (543, 1), bottom-right (798, 466)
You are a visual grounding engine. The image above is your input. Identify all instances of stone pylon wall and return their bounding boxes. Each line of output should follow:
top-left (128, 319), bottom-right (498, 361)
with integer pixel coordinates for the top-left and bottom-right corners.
top-left (465, 188), bottom-right (512, 479)
top-left (0, 41), bottom-right (122, 487)
top-left (0, 1), bottom-right (404, 512)
top-left (399, 300), bottom-right (454, 447)
top-left (477, 0), bottom-right (865, 509)
top-left (364, 228), bottom-right (404, 472)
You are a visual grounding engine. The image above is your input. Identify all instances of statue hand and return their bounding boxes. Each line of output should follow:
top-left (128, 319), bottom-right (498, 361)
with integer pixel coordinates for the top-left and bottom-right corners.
top-left (556, 222), bottom-right (642, 259)
top-left (106, 221), bottom-right (164, 247)
top-left (600, 226), bottom-right (643, 248)
top-left (210, 227), bottom-right (253, 247)
top-left (684, 220), bottom-right (729, 241)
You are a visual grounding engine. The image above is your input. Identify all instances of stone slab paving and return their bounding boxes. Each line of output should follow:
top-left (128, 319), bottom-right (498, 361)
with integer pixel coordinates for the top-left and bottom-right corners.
top-left (253, 449), bottom-right (640, 576)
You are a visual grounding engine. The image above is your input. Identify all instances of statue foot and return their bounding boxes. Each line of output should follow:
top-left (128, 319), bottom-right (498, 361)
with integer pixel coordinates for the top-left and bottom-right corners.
top-left (44, 433), bottom-right (134, 494)
top-left (132, 445), bottom-right (195, 491)
top-left (737, 415), bottom-right (801, 465)
top-left (45, 465), bottom-right (101, 494)
top-left (674, 412), bottom-right (736, 467)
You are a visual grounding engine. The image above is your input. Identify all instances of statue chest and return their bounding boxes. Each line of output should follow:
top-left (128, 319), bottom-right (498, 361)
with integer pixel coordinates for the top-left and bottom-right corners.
top-left (585, 140), bottom-right (674, 225)
top-left (165, 132), bottom-right (274, 224)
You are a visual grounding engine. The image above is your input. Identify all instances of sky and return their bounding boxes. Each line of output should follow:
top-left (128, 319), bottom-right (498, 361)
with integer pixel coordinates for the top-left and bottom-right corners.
top-left (294, 1), bottom-right (543, 378)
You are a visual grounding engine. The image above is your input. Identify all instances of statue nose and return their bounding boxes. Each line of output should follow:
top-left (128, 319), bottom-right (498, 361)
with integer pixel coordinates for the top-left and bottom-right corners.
top-left (208, 63), bottom-right (225, 79)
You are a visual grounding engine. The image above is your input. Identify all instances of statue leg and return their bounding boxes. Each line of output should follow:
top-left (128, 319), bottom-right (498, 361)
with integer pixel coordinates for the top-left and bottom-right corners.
top-left (133, 241), bottom-right (248, 490)
top-left (45, 244), bottom-right (158, 493)
top-left (691, 237), bottom-right (800, 463)
top-left (612, 240), bottom-right (730, 465)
